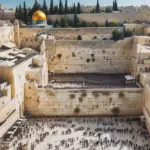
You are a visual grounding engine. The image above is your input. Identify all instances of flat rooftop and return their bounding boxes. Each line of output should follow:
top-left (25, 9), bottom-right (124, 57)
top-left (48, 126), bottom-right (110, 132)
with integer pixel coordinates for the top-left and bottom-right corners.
top-left (48, 73), bottom-right (139, 89)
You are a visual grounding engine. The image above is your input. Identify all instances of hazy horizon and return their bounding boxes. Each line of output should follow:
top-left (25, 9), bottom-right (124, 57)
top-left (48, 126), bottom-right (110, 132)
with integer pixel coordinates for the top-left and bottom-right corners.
top-left (0, 0), bottom-right (148, 9)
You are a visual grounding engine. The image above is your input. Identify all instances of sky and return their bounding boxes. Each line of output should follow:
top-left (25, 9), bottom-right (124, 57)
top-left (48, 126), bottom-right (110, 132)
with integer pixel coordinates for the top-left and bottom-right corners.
top-left (0, 0), bottom-right (149, 9)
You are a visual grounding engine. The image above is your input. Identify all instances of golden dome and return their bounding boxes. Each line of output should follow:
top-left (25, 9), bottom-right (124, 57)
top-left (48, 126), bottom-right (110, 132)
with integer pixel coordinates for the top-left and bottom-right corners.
top-left (32, 10), bottom-right (47, 21)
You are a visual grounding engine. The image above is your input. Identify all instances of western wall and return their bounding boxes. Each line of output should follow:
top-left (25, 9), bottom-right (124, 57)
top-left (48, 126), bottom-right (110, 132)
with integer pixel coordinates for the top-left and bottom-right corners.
top-left (17, 26), bottom-right (145, 117)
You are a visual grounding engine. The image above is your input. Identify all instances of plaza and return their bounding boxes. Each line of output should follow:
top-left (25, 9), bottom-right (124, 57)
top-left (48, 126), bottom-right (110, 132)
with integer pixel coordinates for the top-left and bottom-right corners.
top-left (7, 117), bottom-right (150, 150)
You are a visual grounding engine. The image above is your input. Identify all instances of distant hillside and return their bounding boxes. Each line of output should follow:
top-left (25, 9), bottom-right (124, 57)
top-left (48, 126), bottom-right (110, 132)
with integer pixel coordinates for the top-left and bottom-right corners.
top-left (48, 6), bottom-right (150, 24)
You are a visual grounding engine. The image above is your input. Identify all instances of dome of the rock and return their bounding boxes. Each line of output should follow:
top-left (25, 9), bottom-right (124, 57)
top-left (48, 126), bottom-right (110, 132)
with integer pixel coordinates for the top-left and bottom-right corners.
top-left (32, 10), bottom-right (47, 21)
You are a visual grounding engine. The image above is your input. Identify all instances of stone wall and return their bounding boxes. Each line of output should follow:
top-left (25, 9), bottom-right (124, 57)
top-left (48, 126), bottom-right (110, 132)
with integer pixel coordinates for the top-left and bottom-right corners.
top-left (19, 27), bottom-right (123, 40)
top-left (25, 85), bottom-right (143, 116)
top-left (0, 26), bottom-right (14, 46)
top-left (47, 38), bottom-right (133, 73)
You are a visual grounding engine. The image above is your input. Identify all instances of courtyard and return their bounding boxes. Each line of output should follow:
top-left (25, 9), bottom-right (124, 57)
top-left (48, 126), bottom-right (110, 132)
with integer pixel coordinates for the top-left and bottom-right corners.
top-left (7, 117), bottom-right (150, 150)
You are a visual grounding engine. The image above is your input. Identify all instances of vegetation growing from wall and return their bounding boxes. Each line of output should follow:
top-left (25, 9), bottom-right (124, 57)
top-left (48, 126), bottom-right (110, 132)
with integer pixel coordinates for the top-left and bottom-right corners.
top-left (112, 29), bottom-right (123, 41)
top-left (78, 97), bottom-right (83, 102)
top-left (86, 59), bottom-right (90, 63)
top-left (81, 91), bottom-right (87, 97)
top-left (92, 91), bottom-right (99, 98)
top-left (112, 29), bottom-right (133, 41)
top-left (69, 94), bottom-right (75, 99)
top-left (119, 91), bottom-right (125, 98)
top-left (74, 107), bottom-right (80, 114)
top-left (57, 54), bottom-right (62, 59)
top-left (77, 35), bottom-right (82, 40)
top-left (111, 107), bottom-right (120, 115)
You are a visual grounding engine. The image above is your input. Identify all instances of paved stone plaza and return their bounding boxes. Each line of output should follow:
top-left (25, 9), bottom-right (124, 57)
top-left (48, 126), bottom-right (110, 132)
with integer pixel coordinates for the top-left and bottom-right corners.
top-left (8, 117), bottom-right (150, 150)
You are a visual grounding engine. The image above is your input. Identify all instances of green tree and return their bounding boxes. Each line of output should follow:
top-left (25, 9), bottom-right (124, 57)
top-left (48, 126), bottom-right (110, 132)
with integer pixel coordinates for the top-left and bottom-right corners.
top-left (15, 6), bottom-right (19, 19)
top-left (105, 19), bottom-right (109, 27)
top-left (53, 5), bottom-right (59, 14)
top-left (64, 0), bottom-right (68, 14)
top-left (42, 0), bottom-right (48, 14)
top-left (73, 13), bottom-right (79, 27)
top-left (77, 35), bottom-right (82, 40)
top-left (77, 2), bottom-right (81, 14)
top-left (112, 30), bottom-right (123, 41)
top-left (60, 17), bottom-right (68, 27)
top-left (96, 0), bottom-right (100, 13)
top-left (16, 6), bottom-right (19, 13)
top-left (49, 0), bottom-right (54, 14)
top-left (23, 1), bottom-right (28, 24)
top-left (73, 3), bottom-right (76, 14)
top-left (105, 6), bottom-right (113, 13)
top-left (124, 30), bottom-right (133, 38)
top-left (109, 21), bottom-right (118, 27)
top-left (18, 4), bottom-right (23, 20)
top-left (59, 0), bottom-right (64, 14)
top-left (31, 0), bottom-right (39, 16)
top-left (113, 0), bottom-right (118, 11)
top-left (54, 19), bottom-right (60, 27)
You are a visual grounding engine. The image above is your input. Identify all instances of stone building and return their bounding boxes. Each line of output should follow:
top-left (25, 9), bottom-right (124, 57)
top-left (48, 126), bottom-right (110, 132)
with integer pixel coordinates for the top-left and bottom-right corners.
top-left (0, 4), bottom-right (15, 20)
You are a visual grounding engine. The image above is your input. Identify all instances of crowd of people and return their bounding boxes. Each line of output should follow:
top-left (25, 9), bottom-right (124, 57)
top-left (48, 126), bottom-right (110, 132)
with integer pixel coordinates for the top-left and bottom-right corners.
top-left (8, 117), bottom-right (150, 150)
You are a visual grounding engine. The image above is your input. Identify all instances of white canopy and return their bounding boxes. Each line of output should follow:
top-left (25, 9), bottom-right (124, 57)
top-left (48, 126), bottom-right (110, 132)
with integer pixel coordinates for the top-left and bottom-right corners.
top-left (124, 75), bottom-right (135, 81)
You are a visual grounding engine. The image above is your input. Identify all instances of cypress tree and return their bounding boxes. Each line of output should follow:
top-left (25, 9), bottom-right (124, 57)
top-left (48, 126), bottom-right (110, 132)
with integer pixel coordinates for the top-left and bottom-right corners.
top-left (115, 0), bottom-right (118, 11)
top-left (65, 0), bottom-right (68, 14)
top-left (15, 6), bottom-right (19, 19)
top-left (38, 3), bottom-right (41, 10)
top-left (96, 0), bottom-right (100, 13)
top-left (105, 19), bottom-right (109, 27)
top-left (73, 13), bottom-right (79, 27)
top-left (53, 5), bottom-right (59, 14)
top-left (43, 0), bottom-right (48, 14)
top-left (31, 0), bottom-right (39, 16)
top-left (49, 0), bottom-right (54, 14)
top-left (18, 4), bottom-right (23, 20)
top-left (59, 0), bottom-right (64, 14)
top-left (73, 3), bottom-right (76, 14)
top-left (54, 19), bottom-right (60, 27)
top-left (113, 0), bottom-right (115, 11)
top-left (16, 7), bottom-right (19, 13)
top-left (77, 2), bottom-right (81, 14)
top-left (28, 7), bottom-right (32, 23)
top-left (23, 1), bottom-right (28, 24)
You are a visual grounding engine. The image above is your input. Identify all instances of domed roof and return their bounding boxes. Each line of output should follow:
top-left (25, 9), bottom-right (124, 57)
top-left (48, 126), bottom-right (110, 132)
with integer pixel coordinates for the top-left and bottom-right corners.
top-left (32, 10), bottom-right (47, 21)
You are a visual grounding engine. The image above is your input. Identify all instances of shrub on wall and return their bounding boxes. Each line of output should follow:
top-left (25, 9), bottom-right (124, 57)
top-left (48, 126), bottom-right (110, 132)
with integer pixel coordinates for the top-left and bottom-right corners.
top-left (74, 107), bottom-right (80, 114)
top-left (78, 97), bottom-right (83, 102)
top-left (92, 58), bottom-right (95, 62)
top-left (70, 94), bottom-right (75, 99)
top-left (112, 30), bottom-right (123, 41)
top-left (57, 54), bottom-right (62, 59)
top-left (119, 91), bottom-right (125, 98)
top-left (72, 52), bottom-right (76, 57)
top-left (92, 91), bottom-right (99, 98)
top-left (77, 35), bottom-right (82, 40)
top-left (111, 107), bottom-right (120, 116)
top-left (86, 58), bottom-right (90, 63)
top-left (81, 91), bottom-right (87, 97)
